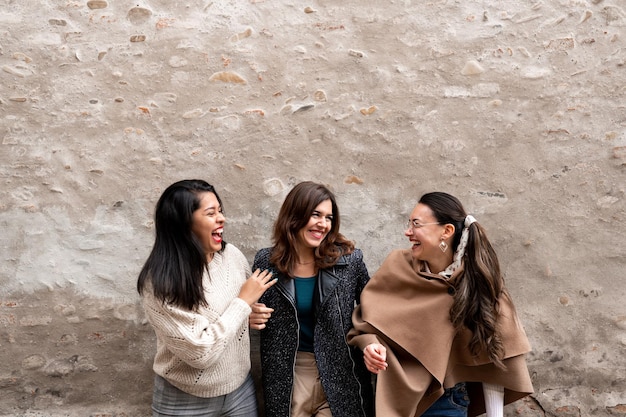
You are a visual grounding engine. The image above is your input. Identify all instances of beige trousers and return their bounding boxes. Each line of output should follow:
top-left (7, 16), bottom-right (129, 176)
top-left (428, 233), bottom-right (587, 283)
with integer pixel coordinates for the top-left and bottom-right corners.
top-left (291, 351), bottom-right (332, 417)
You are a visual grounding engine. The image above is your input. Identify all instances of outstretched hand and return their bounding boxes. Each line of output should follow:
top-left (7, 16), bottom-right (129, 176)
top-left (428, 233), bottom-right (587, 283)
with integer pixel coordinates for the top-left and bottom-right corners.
top-left (238, 269), bottom-right (276, 306)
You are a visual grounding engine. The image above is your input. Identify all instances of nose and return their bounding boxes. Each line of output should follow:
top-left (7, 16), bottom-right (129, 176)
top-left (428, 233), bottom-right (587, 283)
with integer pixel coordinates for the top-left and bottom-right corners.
top-left (217, 212), bottom-right (226, 223)
top-left (317, 217), bottom-right (330, 227)
top-left (404, 226), bottom-right (413, 237)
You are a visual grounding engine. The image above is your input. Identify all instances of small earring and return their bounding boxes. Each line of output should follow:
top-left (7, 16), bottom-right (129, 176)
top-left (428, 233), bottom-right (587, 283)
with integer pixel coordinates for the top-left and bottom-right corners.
top-left (439, 240), bottom-right (448, 253)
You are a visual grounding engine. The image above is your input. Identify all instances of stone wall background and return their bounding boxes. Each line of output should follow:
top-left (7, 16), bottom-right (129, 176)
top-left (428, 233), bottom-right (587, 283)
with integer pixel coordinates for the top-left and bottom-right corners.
top-left (1, 0), bottom-right (625, 416)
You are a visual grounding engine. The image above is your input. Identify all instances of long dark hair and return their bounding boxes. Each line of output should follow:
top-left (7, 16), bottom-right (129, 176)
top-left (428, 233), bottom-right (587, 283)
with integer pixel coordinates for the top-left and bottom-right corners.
top-left (419, 191), bottom-right (508, 368)
top-left (137, 179), bottom-right (225, 311)
top-left (270, 181), bottom-right (354, 275)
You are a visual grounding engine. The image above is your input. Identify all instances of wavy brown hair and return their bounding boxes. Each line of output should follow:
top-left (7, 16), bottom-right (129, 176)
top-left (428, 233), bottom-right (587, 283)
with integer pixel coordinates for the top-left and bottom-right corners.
top-left (419, 192), bottom-right (509, 369)
top-left (270, 181), bottom-right (354, 276)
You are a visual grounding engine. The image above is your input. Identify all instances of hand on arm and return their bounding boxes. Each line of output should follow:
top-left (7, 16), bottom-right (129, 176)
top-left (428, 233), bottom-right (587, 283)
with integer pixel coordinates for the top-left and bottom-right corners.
top-left (238, 269), bottom-right (277, 306)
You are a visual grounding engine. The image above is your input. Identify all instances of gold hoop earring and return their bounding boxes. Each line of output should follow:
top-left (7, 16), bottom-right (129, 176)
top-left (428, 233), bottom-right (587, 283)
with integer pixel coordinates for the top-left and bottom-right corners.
top-left (439, 240), bottom-right (449, 253)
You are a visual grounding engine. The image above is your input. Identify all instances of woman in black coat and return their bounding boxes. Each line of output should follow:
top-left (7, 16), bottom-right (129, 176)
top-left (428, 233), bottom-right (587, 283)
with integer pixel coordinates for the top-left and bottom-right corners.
top-left (250, 181), bottom-right (373, 417)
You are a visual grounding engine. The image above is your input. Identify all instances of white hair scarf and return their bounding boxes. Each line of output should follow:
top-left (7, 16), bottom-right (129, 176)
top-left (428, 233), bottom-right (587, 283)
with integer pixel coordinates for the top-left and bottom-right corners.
top-left (440, 215), bottom-right (476, 278)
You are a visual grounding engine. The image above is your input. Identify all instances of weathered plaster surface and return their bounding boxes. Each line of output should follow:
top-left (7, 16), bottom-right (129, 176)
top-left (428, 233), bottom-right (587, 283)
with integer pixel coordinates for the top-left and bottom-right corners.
top-left (1, 0), bottom-right (625, 415)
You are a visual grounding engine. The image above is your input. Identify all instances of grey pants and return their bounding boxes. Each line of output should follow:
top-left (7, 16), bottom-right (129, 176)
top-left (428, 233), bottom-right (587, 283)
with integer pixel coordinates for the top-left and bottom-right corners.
top-left (152, 373), bottom-right (258, 417)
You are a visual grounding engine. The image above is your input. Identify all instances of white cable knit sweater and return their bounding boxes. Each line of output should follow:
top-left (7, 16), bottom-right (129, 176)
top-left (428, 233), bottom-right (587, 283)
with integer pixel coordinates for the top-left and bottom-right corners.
top-left (142, 243), bottom-right (253, 398)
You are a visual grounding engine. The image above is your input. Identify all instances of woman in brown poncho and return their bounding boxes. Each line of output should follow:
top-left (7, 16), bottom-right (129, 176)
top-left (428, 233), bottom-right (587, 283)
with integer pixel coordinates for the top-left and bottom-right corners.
top-left (348, 192), bottom-right (533, 417)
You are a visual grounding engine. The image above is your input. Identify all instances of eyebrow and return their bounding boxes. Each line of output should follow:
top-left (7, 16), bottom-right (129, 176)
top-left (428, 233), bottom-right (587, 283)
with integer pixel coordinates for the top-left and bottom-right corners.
top-left (203, 204), bottom-right (220, 213)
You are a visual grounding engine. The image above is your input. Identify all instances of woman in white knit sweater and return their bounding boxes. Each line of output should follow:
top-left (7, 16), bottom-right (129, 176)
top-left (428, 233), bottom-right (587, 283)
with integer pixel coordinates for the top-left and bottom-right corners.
top-left (137, 179), bottom-right (277, 417)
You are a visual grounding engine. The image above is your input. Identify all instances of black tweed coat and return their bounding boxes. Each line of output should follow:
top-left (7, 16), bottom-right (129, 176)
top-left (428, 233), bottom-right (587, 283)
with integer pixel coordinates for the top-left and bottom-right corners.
top-left (253, 247), bottom-right (374, 417)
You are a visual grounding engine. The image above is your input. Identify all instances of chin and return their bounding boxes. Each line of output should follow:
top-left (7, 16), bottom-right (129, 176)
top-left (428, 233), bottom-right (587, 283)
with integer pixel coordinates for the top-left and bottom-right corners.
top-left (306, 240), bottom-right (322, 248)
top-left (410, 250), bottom-right (424, 261)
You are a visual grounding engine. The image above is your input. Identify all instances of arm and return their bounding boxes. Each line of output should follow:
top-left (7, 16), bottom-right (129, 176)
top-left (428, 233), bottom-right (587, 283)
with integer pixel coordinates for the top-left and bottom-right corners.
top-left (347, 250), bottom-right (387, 372)
top-left (144, 293), bottom-right (252, 370)
top-left (347, 304), bottom-right (388, 374)
top-left (249, 248), bottom-right (275, 330)
top-left (347, 250), bottom-right (385, 372)
top-left (483, 382), bottom-right (504, 417)
top-left (351, 248), bottom-right (370, 305)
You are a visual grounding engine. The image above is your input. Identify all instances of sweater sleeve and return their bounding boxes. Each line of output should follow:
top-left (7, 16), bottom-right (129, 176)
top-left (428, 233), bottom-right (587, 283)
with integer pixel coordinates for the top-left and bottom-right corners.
top-left (483, 383), bottom-right (505, 417)
top-left (144, 293), bottom-right (252, 370)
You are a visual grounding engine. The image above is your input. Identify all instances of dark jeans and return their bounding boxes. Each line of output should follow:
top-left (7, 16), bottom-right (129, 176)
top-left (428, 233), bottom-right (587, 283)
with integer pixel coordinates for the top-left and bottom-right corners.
top-left (421, 382), bottom-right (469, 417)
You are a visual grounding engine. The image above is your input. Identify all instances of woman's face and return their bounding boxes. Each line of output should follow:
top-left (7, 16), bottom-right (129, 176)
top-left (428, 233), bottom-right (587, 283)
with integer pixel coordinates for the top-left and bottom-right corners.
top-left (296, 199), bottom-right (333, 251)
top-left (404, 203), bottom-right (448, 263)
top-left (191, 192), bottom-right (225, 259)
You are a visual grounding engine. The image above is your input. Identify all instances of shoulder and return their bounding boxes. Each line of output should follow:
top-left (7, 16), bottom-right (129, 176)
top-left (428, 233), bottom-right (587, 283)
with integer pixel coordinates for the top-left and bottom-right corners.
top-left (351, 247), bottom-right (363, 258)
top-left (334, 248), bottom-right (365, 271)
top-left (223, 243), bottom-right (245, 259)
top-left (253, 247), bottom-right (272, 265)
top-left (220, 244), bottom-right (250, 272)
top-left (256, 247), bottom-right (271, 256)
top-left (342, 247), bottom-right (364, 263)
top-left (372, 248), bottom-right (411, 270)
top-left (254, 247), bottom-right (271, 259)
top-left (385, 248), bottom-right (410, 261)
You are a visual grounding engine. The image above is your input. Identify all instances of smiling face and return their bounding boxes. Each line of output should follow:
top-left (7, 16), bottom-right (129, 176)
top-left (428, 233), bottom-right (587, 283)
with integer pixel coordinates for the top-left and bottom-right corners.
top-left (296, 199), bottom-right (333, 252)
top-left (191, 192), bottom-right (225, 260)
top-left (405, 203), bottom-right (454, 273)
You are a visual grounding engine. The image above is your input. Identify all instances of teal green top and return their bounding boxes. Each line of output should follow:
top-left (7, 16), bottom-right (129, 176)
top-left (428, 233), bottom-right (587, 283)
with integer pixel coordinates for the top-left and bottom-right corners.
top-left (294, 276), bottom-right (316, 352)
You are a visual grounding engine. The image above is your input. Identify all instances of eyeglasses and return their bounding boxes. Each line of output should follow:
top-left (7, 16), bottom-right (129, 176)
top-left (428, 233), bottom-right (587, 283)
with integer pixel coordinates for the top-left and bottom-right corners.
top-left (405, 219), bottom-right (440, 230)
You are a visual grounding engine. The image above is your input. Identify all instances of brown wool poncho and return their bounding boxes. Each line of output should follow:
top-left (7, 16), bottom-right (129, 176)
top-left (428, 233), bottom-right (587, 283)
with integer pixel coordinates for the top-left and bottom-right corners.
top-left (348, 249), bottom-right (533, 417)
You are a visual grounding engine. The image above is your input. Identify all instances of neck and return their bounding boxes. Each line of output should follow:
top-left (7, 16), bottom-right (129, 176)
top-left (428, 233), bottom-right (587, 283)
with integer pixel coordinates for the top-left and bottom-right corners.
top-left (292, 261), bottom-right (317, 278)
top-left (295, 247), bottom-right (316, 265)
top-left (426, 257), bottom-right (453, 275)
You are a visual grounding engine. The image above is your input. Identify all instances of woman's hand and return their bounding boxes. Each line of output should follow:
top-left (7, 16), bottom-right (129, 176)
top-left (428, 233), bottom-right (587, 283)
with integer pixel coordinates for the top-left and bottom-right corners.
top-left (249, 302), bottom-right (274, 330)
top-left (363, 343), bottom-right (388, 374)
top-left (238, 269), bottom-right (276, 306)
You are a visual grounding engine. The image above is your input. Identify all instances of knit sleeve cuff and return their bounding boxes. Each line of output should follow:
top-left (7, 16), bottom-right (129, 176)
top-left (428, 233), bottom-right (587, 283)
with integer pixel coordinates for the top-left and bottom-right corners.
top-left (231, 296), bottom-right (252, 316)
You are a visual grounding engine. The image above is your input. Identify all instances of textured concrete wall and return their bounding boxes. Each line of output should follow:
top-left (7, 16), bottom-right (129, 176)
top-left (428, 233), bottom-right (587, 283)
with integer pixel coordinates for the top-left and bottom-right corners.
top-left (1, 0), bottom-right (625, 416)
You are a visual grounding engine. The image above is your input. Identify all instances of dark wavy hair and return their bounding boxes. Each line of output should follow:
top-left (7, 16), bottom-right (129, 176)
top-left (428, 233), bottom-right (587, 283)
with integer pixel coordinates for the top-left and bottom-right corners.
top-left (137, 180), bottom-right (225, 311)
top-left (270, 181), bottom-right (354, 275)
top-left (419, 191), bottom-right (509, 369)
